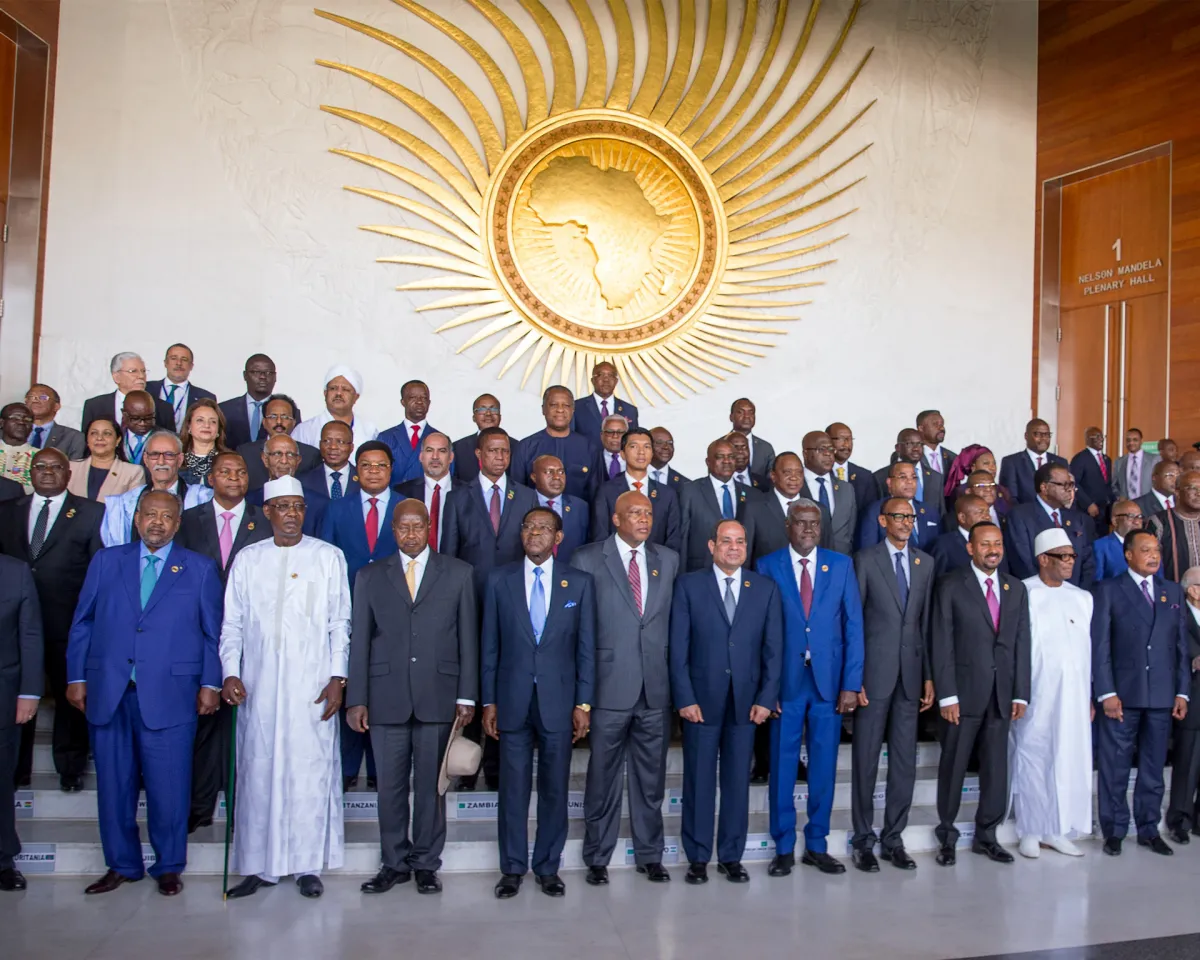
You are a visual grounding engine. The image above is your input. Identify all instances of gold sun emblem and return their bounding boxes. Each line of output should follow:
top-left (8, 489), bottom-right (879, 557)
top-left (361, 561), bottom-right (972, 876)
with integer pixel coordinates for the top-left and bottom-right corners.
top-left (317, 0), bottom-right (873, 405)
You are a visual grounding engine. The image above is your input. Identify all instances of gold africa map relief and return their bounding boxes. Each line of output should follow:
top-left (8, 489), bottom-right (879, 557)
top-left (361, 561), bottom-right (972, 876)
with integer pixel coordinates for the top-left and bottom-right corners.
top-left (317, 0), bottom-right (874, 406)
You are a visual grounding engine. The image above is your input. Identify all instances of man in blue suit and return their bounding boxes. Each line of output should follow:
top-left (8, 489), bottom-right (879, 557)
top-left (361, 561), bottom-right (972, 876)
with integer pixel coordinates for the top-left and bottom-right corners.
top-left (296, 421), bottom-right (360, 536)
top-left (670, 519), bottom-right (782, 884)
top-left (482, 507), bottom-right (595, 899)
top-left (512, 386), bottom-right (603, 502)
top-left (998, 419), bottom-right (1067, 505)
top-left (321, 440), bottom-right (402, 789)
top-left (1092, 529), bottom-right (1190, 856)
top-left (591, 427), bottom-right (682, 554)
top-left (1004, 463), bottom-right (1095, 587)
top-left (66, 490), bottom-right (223, 896)
top-left (377, 380), bottom-right (447, 487)
top-left (1094, 500), bottom-right (1143, 580)
top-left (529, 455), bottom-right (588, 563)
top-left (570, 361), bottom-right (638, 444)
top-left (858, 462), bottom-right (940, 551)
top-left (758, 499), bottom-right (864, 876)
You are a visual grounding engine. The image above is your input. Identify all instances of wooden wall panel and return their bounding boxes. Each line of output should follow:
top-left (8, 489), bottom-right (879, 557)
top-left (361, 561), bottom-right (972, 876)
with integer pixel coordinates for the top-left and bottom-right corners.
top-left (1037, 1), bottom-right (1200, 444)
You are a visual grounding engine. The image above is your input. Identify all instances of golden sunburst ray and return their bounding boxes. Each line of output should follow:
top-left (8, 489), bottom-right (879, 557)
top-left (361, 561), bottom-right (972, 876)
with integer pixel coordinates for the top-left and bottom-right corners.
top-left (318, 0), bottom-right (874, 405)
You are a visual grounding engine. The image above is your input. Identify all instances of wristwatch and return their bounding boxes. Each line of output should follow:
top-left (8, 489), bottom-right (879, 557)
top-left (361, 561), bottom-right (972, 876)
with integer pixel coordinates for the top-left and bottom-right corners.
top-left (334, 676), bottom-right (347, 688)
top-left (576, 703), bottom-right (591, 713)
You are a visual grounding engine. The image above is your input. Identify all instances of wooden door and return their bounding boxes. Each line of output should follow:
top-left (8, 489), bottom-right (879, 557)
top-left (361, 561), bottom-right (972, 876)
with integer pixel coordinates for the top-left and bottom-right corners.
top-left (0, 34), bottom-right (15, 312)
top-left (1057, 303), bottom-right (1111, 457)
top-left (1122, 292), bottom-right (1169, 442)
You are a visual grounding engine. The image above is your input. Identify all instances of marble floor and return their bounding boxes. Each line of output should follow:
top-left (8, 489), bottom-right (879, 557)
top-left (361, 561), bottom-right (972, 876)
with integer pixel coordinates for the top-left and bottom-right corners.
top-left (5, 838), bottom-right (1200, 960)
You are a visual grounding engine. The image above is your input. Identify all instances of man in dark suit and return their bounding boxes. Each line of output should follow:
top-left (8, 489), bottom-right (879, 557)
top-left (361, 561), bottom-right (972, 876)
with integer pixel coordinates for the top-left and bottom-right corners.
top-left (1094, 500), bottom-right (1142, 581)
top-left (176, 452), bottom-right (271, 830)
top-left (81, 352), bottom-right (174, 433)
top-left (238, 395), bottom-right (320, 492)
top-left (874, 429), bottom-right (943, 519)
top-left (917, 410), bottom-right (957, 483)
top-left (348, 499), bottom-right (477, 895)
top-left (597, 414), bottom-right (629, 482)
top-left (0, 478), bottom-right (20, 503)
top-left (116, 391), bottom-right (161, 466)
top-left (24, 384), bottom-right (86, 460)
top-left (591, 427), bottom-right (681, 553)
top-left (679, 438), bottom-right (757, 572)
top-left (670, 518), bottom-right (781, 884)
top-left (1165, 565), bottom-right (1200, 844)
top-left (729, 398), bottom-right (775, 478)
top-left (379, 380), bottom-right (449, 487)
top-left (1135, 459), bottom-right (1178, 521)
top-left (296, 420), bottom-right (359, 536)
top-left (1070, 426), bottom-right (1113, 535)
top-left (145, 343), bottom-right (216, 432)
top-left (482, 507), bottom-right (595, 899)
top-left (1004, 463), bottom-right (1095, 588)
top-left (0, 448), bottom-right (103, 791)
top-left (571, 361), bottom-right (639, 444)
top-left (1092, 530), bottom-right (1190, 856)
top-left (751, 451), bottom-right (833, 563)
top-left (826, 422), bottom-right (876, 526)
top-left (67, 490), bottom-right (223, 896)
top-left (572, 492), bottom-right (678, 885)
top-left (850, 499), bottom-right (935, 872)
top-left (929, 494), bottom-right (1011, 577)
top-left (529, 455), bottom-right (588, 563)
top-left (859, 462), bottom-right (940, 551)
top-left (648, 427), bottom-right (689, 489)
top-left (801, 431), bottom-right (855, 554)
top-left (513, 387), bottom-right (604, 503)
top-left (727, 432), bottom-right (769, 493)
top-left (451, 394), bottom-right (519, 484)
top-left (0, 555), bottom-right (41, 891)
top-left (219, 354), bottom-right (295, 451)
top-left (394, 431), bottom-right (455, 552)
top-left (931, 521), bottom-right (1030, 866)
top-left (998, 419), bottom-right (1066, 506)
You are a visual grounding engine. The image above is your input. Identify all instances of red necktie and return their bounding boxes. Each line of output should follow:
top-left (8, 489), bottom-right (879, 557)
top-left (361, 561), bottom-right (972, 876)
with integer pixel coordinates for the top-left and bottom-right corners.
top-left (628, 547), bottom-right (642, 615)
top-left (633, 480), bottom-right (643, 492)
top-left (410, 424), bottom-right (421, 450)
top-left (985, 577), bottom-right (1000, 631)
top-left (1098, 452), bottom-right (1108, 481)
top-left (1037, 455), bottom-right (1044, 468)
top-left (428, 483), bottom-right (441, 551)
top-left (489, 484), bottom-right (501, 535)
top-left (547, 499), bottom-right (558, 557)
top-left (799, 558), bottom-right (813, 618)
top-left (365, 497), bottom-right (379, 552)
top-left (1052, 510), bottom-right (1061, 527)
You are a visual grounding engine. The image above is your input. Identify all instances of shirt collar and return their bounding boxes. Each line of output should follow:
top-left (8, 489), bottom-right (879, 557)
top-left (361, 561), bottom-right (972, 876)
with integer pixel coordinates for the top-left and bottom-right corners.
top-left (789, 544), bottom-right (817, 566)
top-left (615, 536), bottom-right (644, 563)
top-left (425, 474), bottom-right (448, 492)
top-left (404, 419), bottom-right (427, 434)
top-left (709, 474), bottom-right (733, 496)
top-left (1127, 568), bottom-right (1154, 590)
top-left (971, 562), bottom-right (999, 589)
top-left (958, 526), bottom-right (971, 541)
top-left (804, 466), bottom-right (830, 489)
top-left (481, 472), bottom-right (508, 497)
top-left (524, 554), bottom-right (553, 579)
top-left (34, 490), bottom-right (68, 508)
top-left (140, 539), bottom-right (174, 562)
top-left (537, 491), bottom-right (562, 510)
top-left (324, 462), bottom-right (349, 479)
top-left (360, 487), bottom-right (389, 506)
top-left (713, 563), bottom-right (742, 584)
top-left (886, 539), bottom-right (909, 561)
top-left (213, 498), bottom-right (246, 523)
top-left (1036, 495), bottom-right (1060, 518)
top-left (401, 545), bottom-right (430, 568)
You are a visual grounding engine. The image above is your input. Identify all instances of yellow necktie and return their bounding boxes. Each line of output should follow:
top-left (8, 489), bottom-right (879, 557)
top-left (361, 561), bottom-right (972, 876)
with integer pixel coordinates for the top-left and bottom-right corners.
top-left (405, 558), bottom-right (418, 599)
top-left (836, 466), bottom-right (846, 481)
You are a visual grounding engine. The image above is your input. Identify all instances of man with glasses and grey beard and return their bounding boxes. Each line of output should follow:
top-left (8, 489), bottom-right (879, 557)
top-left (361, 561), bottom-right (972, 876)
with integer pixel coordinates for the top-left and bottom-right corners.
top-left (1004, 463), bottom-right (1095, 588)
top-left (100, 430), bottom-right (213, 546)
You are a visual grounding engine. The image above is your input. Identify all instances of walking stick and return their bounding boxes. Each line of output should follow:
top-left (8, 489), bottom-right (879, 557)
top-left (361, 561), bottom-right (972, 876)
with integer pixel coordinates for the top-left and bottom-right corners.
top-left (222, 704), bottom-right (237, 901)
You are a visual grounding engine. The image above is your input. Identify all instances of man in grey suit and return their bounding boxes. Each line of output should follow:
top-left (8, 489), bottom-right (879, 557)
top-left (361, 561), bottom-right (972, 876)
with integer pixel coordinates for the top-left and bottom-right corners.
top-left (680, 438), bottom-right (757, 572)
top-left (849, 499), bottom-right (935, 872)
top-left (1112, 427), bottom-right (1160, 502)
top-left (801, 430), bottom-right (856, 554)
top-left (573, 491), bottom-right (679, 885)
top-left (729, 398), bottom-right (775, 477)
top-left (24, 385), bottom-right (86, 460)
top-left (347, 499), bottom-right (478, 896)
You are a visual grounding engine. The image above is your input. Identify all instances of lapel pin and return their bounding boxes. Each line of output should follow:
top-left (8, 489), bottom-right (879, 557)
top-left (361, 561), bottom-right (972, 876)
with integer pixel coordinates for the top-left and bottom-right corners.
top-left (1065, 519), bottom-right (1071, 527)
top-left (507, 490), bottom-right (514, 500)
top-left (352, 475), bottom-right (359, 483)
top-left (565, 504), bottom-right (571, 512)
top-left (919, 508), bottom-right (925, 514)
top-left (821, 564), bottom-right (829, 572)
top-left (744, 580), bottom-right (751, 587)
top-left (170, 565), bottom-right (180, 573)
top-left (1161, 595), bottom-right (1167, 602)
top-left (291, 572), bottom-right (298, 579)
top-left (582, 466), bottom-right (588, 473)
top-left (652, 569), bottom-right (659, 577)
top-left (739, 494), bottom-right (745, 502)
top-left (247, 522), bottom-right (255, 530)
top-left (561, 579), bottom-right (568, 587)
top-left (913, 557), bottom-right (921, 565)
top-left (66, 508), bottom-right (76, 519)
top-left (1003, 583), bottom-right (1010, 591)
top-left (650, 489), bottom-right (657, 498)
top-left (850, 473), bottom-right (857, 481)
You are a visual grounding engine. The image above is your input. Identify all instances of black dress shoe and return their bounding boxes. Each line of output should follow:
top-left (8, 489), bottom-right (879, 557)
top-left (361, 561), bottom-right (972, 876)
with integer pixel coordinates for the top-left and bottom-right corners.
top-left (972, 840), bottom-right (1014, 863)
top-left (801, 849), bottom-right (846, 875)
top-left (342, 775), bottom-right (358, 792)
top-left (852, 848), bottom-right (880, 873)
top-left (585, 865), bottom-right (609, 886)
top-left (685, 862), bottom-right (708, 885)
top-left (717, 861), bottom-right (749, 883)
top-left (297, 875), bottom-right (324, 898)
top-left (366, 777), bottom-right (377, 791)
top-left (225, 875), bottom-right (275, 899)
top-left (935, 845), bottom-right (956, 866)
top-left (881, 846), bottom-right (917, 870)
top-left (796, 761), bottom-right (808, 783)
top-left (535, 873), bottom-right (566, 897)
top-left (361, 865), bottom-right (411, 894)
top-left (458, 775), bottom-right (477, 792)
top-left (14, 774), bottom-right (30, 788)
top-left (85, 869), bottom-right (141, 895)
top-left (1169, 827), bottom-right (1191, 845)
top-left (60, 774), bottom-right (84, 793)
top-left (1138, 834), bottom-right (1174, 856)
top-left (415, 870), bottom-right (442, 894)
top-left (1102, 837), bottom-right (1122, 856)
top-left (1192, 826), bottom-right (1200, 839)
top-left (156, 873), bottom-right (184, 896)
top-left (750, 771), bottom-right (768, 785)
top-left (636, 862), bottom-right (670, 883)
top-left (0, 868), bottom-right (27, 891)
top-left (494, 873), bottom-right (522, 899)
top-left (767, 853), bottom-right (794, 877)
top-left (187, 814), bottom-right (213, 834)
top-left (484, 776), bottom-right (500, 791)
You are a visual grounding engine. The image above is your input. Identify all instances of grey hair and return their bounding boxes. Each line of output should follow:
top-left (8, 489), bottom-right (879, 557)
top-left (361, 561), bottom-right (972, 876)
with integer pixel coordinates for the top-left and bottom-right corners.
top-left (602, 414), bottom-right (629, 430)
top-left (1182, 566), bottom-right (1200, 590)
top-left (144, 428), bottom-right (182, 451)
top-left (786, 497), bottom-right (821, 518)
top-left (110, 351), bottom-right (143, 374)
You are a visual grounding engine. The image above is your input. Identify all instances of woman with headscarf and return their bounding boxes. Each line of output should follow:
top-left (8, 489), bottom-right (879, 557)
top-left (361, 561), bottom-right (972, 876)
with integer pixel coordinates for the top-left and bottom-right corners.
top-left (943, 444), bottom-right (1014, 525)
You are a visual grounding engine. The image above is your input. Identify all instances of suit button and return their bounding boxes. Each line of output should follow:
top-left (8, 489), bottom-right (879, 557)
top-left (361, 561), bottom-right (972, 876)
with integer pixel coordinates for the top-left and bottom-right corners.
top-left (411, 657), bottom-right (417, 662)
top-left (725, 669), bottom-right (731, 675)
top-left (805, 627), bottom-right (811, 633)
top-left (729, 642), bottom-right (734, 648)
top-left (127, 659), bottom-right (134, 665)
top-left (137, 627), bottom-right (143, 633)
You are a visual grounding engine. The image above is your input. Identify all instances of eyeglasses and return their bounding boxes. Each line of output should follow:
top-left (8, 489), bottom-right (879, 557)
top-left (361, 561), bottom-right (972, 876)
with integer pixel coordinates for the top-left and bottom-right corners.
top-left (1044, 552), bottom-right (1077, 562)
top-left (803, 445), bottom-right (835, 454)
top-left (1112, 513), bottom-right (1143, 522)
top-left (970, 481), bottom-right (997, 490)
top-left (271, 502), bottom-right (306, 515)
top-left (265, 451), bottom-right (300, 460)
top-left (358, 460), bottom-right (392, 471)
top-left (125, 414), bottom-right (156, 424)
top-left (321, 438), bottom-right (353, 447)
top-left (602, 428), bottom-right (627, 437)
top-left (144, 452), bottom-right (180, 462)
top-left (24, 393), bottom-right (51, 403)
top-left (884, 513), bottom-right (917, 523)
top-left (473, 406), bottom-right (501, 415)
top-left (31, 462), bottom-right (67, 473)
top-left (263, 413), bottom-right (295, 423)
top-left (3, 413), bottom-right (33, 424)
top-left (1046, 479), bottom-right (1076, 490)
top-left (521, 523), bottom-right (557, 534)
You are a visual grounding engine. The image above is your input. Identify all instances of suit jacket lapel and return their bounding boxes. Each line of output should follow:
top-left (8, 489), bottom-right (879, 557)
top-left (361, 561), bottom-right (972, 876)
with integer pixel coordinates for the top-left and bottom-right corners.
top-left (704, 568), bottom-right (733, 626)
top-left (642, 543), bottom-right (662, 618)
top-left (874, 543), bottom-right (904, 614)
top-left (233, 505), bottom-right (259, 552)
top-left (495, 486), bottom-right (519, 542)
top-left (10, 498), bottom-right (32, 562)
top-left (413, 551), bottom-right (441, 606)
top-left (121, 547), bottom-right (141, 611)
top-left (1121, 573), bottom-right (1154, 625)
top-left (510, 564), bottom-right (538, 645)
top-left (603, 539), bottom-right (639, 618)
top-left (542, 565), bottom-right (568, 640)
top-left (700, 479), bottom-right (720, 521)
top-left (964, 567), bottom-right (997, 633)
top-left (386, 553), bottom-right (412, 609)
top-left (194, 501), bottom-right (219, 563)
top-left (142, 550), bottom-right (185, 616)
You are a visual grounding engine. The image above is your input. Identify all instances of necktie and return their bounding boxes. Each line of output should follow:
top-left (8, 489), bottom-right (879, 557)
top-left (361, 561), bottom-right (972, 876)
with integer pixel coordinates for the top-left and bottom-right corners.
top-left (1130, 455), bottom-right (1141, 498)
top-left (1037, 455), bottom-right (1044, 469)
top-left (930, 449), bottom-right (940, 474)
top-left (1141, 579), bottom-right (1154, 606)
top-left (489, 484), bottom-right (502, 534)
top-left (140, 554), bottom-right (161, 609)
top-left (915, 467), bottom-right (924, 502)
top-left (249, 399), bottom-right (264, 440)
top-left (799, 558), bottom-right (813, 618)
top-left (29, 498), bottom-right (50, 559)
top-left (1098, 453), bottom-right (1108, 481)
top-left (167, 384), bottom-right (178, 408)
top-left (1051, 510), bottom-right (1061, 527)
top-left (600, 398), bottom-right (609, 418)
top-left (530, 567), bottom-right (546, 643)
top-left (411, 424), bottom-right (421, 450)
top-left (30, 426), bottom-right (44, 449)
top-left (723, 576), bottom-right (736, 623)
top-left (985, 577), bottom-right (1000, 632)
top-left (429, 483), bottom-right (441, 550)
top-left (633, 480), bottom-right (643, 492)
top-left (894, 551), bottom-right (909, 611)
top-left (628, 548), bottom-right (642, 615)
top-left (1168, 496), bottom-right (1175, 508)
top-left (836, 465), bottom-right (846, 481)
top-left (406, 558), bottom-right (419, 599)
top-left (609, 453), bottom-right (620, 480)
top-left (817, 476), bottom-right (830, 511)
top-left (547, 499), bottom-right (558, 557)
top-left (128, 432), bottom-right (146, 465)
top-left (330, 471), bottom-right (343, 500)
top-left (721, 484), bottom-right (734, 520)
top-left (218, 511), bottom-right (235, 568)
top-left (365, 497), bottom-right (379, 552)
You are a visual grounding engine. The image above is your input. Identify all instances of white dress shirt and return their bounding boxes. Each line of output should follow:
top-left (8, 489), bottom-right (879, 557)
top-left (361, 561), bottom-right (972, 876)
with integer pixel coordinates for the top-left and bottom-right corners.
top-left (212, 497), bottom-right (247, 541)
top-left (402, 419), bottom-right (428, 449)
top-left (27, 490), bottom-right (69, 543)
top-left (594, 393), bottom-right (619, 417)
top-left (1151, 489), bottom-right (1174, 510)
top-left (886, 539), bottom-right (910, 582)
top-left (744, 432), bottom-right (758, 466)
top-left (788, 545), bottom-right (819, 593)
top-left (112, 388), bottom-right (128, 424)
top-left (713, 564), bottom-right (743, 604)
top-left (775, 489), bottom-right (797, 516)
top-left (804, 467), bottom-right (835, 512)
top-left (523, 555), bottom-right (553, 620)
top-left (160, 379), bottom-right (191, 429)
top-left (1037, 495), bottom-right (1063, 524)
top-left (709, 474), bottom-right (736, 510)
top-left (291, 410), bottom-right (379, 454)
top-left (1190, 602), bottom-right (1200, 630)
top-left (733, 469), bottom-right (752, 487)
top-left (616, 535), bottom-right (648, 605)
top-left (624, 472), bottom-right (650, 492)
top-left (650, 465), bottom-right (670, 485)
top-left (478, 471), bottom-right (508, 505)
top-left (323, 462), bottom-right (350, 498)
top-left (360, 488), bottom-right (391, 536)
top-left (1092, 448), bottom-right (1107, 471)
top-left (940, 563), bottom-right (1027, 708)
top-left (1026, 448), bottom-right (1048, 471)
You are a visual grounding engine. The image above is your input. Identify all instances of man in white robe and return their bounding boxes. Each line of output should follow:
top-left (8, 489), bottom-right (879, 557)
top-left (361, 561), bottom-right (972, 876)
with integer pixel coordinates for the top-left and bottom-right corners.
top-left (1010, 527), bottom-right (1093, 858)
top-left (220, 475), bottom-right (351, 900)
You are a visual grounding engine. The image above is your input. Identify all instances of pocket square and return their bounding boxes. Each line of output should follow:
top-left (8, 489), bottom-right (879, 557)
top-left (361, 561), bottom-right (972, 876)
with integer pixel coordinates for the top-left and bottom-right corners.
top-left (1172, 603), bottom-right (1181, 610)
top-left (564, 600), bottom-right (578, 609)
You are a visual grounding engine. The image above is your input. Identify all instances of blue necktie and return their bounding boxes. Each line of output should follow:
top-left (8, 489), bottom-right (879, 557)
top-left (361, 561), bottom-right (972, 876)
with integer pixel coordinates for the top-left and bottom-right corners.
top-left (330, 470), bottom-right (343, 500)
top-left (31, 426), bottom-right (45, 449)
top-left (915, 466), bottom-right (924, 502)
top-left (136, 555), bottom-right (161, 684)
top-left (721, 484), bottom-right (734, 520)
top-left (894, 551), bottom-right (909, 611)
top-left (530, 568), bottom-right (546, 644)
top-left (249, 399), bottom-right (263, 440)
top-left (817, 476), bottom-right (830, 512)
top-left (128, 432), bottom-right (146, 465)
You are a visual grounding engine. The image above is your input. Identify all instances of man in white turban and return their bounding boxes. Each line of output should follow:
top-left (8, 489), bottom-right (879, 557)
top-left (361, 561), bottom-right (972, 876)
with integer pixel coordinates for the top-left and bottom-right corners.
top-left (1009, 527), bottom-right (1093, 859)
top-left (290, 365), bottom-right (378, 453)
top-left (220, 476), bottom-right (352, 899)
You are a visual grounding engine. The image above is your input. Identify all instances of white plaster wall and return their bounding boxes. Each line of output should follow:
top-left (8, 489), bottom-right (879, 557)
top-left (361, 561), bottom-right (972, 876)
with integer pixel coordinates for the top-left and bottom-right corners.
top-left (35, 0), bottom-right (1036, 476)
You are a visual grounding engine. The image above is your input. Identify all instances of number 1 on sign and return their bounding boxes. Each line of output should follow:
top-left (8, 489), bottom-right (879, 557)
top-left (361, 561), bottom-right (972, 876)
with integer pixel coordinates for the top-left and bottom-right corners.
top-left (1112, 237), bottom-right (1122, 262)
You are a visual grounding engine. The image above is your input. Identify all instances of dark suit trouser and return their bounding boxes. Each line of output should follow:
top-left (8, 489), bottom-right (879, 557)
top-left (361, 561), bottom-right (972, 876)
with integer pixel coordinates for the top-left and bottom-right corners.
top-left (935, 695), bottom-right (1009, 847)
top-left (371, 719), bottom-right (452, 872)
top-left (583, 692), bottom-right (669, 866)
top-left (0, 724), bottom-right (20, 870)
top-left (851, 685), bottom-right (918, 851)
top-left (1167, 725), bottom-right (1200, 832)
top-left (498, 688), bottom-right (572, 877)
top-left (1097, 706), bottom-right (1170, 840)
top-left (92, 686), bottom-right (195, 879)
top-left (190, 704), bottom-right (232, 821)
top-left (339, 705), bottom-right (377, 781)
top-left (16, 638), bottom-right (90, 782)
top-left (681, 689), bottom-right (755, 864)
